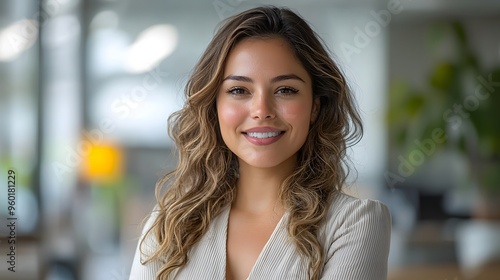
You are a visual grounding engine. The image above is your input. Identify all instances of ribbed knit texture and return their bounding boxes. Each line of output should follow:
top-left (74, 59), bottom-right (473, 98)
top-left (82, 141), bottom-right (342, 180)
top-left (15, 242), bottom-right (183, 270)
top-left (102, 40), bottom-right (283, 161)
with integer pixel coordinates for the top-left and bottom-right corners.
top-left (129, 193), bottom-right (391, 280)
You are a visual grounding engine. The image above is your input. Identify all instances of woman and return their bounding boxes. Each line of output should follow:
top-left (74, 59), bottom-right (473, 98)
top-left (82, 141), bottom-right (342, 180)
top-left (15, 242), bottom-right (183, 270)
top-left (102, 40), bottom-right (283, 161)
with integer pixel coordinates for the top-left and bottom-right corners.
top-left (129, 5), bottom-right (391, 280)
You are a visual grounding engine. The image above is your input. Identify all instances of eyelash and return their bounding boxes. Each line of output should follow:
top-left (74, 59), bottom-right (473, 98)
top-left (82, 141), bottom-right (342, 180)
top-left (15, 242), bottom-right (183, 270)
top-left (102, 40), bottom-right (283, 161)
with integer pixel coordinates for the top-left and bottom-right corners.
top-left (226, 87), bottom-right (247, 95)
top-left (276, 87), bottom-right (299, 95)
top-left (226, 86), bottom-right (299, 96)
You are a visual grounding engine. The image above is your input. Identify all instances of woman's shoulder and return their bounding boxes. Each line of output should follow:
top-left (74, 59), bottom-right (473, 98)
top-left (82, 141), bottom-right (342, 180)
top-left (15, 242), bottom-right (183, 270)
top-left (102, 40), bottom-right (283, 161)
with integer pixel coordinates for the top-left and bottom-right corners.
top-left (317, 193), bottom-right (392, 278)
top-left (136, 207), bottom-right (162, 256)
top-left (329, 192), bottom-right (390, 216)
top-left (321, 192), bottom-right (392, 239)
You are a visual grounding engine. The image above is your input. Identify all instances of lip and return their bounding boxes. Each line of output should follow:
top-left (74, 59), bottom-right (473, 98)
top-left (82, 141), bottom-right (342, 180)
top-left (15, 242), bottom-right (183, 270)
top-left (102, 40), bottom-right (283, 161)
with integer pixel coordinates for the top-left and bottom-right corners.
top-left (243, 126), bottom-right (284, 133)
top-left (242, 126), bottom-right (285, 146)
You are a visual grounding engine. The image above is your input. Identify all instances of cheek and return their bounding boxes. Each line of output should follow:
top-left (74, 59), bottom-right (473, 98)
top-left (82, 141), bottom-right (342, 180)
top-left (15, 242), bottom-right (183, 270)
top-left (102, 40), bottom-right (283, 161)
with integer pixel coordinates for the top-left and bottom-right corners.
top-left (280, 102), bottom-right (312, 125)
top-left (217, 101), bottom-right (246, 131)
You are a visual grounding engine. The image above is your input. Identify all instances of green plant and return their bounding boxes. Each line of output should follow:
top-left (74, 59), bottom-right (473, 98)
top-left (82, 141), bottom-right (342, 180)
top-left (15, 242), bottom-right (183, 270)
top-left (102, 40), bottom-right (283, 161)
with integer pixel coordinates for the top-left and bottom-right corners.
top-left (387, 21), bottom-right (500, 193)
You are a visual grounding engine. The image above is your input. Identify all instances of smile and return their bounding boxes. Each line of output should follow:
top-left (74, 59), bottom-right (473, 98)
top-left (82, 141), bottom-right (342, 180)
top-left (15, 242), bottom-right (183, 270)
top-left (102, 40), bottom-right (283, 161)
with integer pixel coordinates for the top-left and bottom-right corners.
top-left (242, 129), bottom-right (285, 146)
top-left (245, 131), bottom-right (283, 138)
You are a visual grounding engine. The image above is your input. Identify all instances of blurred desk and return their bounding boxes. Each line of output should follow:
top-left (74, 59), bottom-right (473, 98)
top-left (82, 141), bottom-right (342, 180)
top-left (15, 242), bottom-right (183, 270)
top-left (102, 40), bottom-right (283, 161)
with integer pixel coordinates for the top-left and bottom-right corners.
top-left (389, 263), bottom-right (500, 280)
top-left (389, 219), bottom-right (500, 280)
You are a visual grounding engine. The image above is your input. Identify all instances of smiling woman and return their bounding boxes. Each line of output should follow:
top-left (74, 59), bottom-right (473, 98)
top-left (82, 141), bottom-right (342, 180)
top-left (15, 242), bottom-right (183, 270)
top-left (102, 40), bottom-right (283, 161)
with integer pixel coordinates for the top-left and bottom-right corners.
top-left (217, 37), bottom-right (318, 170)
top-left (129, 5), bottom-right (391, 280)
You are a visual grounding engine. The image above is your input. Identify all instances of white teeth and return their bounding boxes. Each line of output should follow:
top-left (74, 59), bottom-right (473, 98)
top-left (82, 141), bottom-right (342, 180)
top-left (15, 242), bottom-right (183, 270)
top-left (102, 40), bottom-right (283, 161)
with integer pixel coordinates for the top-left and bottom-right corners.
top-left (246, 132), bottom-right (282, 138)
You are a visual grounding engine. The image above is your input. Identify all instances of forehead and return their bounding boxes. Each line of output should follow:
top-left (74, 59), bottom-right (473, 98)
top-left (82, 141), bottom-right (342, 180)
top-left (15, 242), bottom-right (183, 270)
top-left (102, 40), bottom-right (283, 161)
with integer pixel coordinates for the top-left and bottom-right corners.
top-left (223, 37), bottom-right (310, 83)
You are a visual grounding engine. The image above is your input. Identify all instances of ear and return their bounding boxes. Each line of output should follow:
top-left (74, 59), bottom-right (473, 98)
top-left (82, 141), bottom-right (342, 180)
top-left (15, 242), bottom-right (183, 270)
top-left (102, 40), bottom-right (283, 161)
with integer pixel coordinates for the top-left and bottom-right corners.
top-left (311, 97), bottom-right (320, 123)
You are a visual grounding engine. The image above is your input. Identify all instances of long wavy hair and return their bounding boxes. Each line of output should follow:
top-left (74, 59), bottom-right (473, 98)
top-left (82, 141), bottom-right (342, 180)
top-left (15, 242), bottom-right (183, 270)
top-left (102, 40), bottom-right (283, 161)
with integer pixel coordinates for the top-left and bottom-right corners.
top-left (140, 5), bottom-right (363, 280)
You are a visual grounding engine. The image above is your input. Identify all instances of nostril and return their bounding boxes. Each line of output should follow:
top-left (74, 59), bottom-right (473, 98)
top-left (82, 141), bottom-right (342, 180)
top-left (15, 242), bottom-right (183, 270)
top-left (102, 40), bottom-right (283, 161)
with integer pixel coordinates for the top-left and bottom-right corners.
top-left (250, 97), bottom-right (276, 119)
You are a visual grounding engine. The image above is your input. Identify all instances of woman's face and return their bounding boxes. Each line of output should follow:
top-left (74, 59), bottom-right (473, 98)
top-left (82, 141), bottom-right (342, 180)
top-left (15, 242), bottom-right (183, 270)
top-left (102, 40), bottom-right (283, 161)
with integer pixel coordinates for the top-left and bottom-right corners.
top-left (216, 37), bottom-right (318, 170)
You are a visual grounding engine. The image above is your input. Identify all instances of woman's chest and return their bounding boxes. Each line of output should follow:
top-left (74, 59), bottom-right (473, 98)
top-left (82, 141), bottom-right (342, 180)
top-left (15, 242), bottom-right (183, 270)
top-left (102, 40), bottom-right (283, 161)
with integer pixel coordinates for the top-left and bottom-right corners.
top-left (225, 211), bottom-right (282, 280)
top-left (173, 209), bottom-right (310, 280)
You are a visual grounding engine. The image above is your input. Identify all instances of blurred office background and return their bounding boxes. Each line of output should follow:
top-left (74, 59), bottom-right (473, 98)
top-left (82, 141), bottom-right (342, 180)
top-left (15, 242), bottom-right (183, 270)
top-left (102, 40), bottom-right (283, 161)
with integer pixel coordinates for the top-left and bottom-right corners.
top-left (1, 0), bottom-right (500, 279)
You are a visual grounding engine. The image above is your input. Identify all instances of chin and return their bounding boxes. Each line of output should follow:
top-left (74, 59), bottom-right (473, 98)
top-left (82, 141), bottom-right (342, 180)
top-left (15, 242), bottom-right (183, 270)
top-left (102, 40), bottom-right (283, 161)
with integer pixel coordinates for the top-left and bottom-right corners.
top-left (240, 155), bottom-right (296, 170)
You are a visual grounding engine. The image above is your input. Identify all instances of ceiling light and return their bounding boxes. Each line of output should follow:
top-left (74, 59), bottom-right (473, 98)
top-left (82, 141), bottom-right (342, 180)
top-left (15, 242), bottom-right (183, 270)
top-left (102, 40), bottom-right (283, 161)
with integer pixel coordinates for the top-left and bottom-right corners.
top-left (124, 24), bottom-right (178, 73)
top-left (0, 19), bottom-right (38, 62)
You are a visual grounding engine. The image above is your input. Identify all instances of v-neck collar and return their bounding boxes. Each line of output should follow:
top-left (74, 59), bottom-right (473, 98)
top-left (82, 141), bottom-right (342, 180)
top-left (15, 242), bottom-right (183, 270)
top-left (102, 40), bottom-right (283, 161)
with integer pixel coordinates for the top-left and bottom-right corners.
top-left (221, 206), bottom-right (289, 280)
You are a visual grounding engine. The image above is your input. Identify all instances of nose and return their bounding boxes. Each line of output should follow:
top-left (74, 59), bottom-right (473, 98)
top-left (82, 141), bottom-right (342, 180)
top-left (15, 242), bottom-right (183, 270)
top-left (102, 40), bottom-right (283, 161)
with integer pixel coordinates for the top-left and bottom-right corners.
top-left (251, 91), bottom-right (275, 120)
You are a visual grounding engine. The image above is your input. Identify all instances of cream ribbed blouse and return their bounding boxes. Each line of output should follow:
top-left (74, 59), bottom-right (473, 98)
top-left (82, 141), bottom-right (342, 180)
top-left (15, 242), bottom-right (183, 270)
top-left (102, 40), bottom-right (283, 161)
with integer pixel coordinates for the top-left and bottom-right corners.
top-left (129, 193), bottom-right (391, 279)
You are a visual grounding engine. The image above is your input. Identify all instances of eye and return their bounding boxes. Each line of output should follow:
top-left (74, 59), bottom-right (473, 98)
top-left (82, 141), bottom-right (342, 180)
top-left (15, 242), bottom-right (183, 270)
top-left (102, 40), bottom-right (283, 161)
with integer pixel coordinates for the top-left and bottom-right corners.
top-left (226, 87), bottom-right (248, 95)
top-left (276, 86), bottom-right (299, 96)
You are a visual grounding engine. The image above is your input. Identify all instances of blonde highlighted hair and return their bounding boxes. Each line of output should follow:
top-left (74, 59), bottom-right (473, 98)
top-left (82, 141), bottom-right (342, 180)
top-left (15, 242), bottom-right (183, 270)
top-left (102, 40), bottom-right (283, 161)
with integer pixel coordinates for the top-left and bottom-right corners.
top-left (140, 6), bottom-right (363, 280)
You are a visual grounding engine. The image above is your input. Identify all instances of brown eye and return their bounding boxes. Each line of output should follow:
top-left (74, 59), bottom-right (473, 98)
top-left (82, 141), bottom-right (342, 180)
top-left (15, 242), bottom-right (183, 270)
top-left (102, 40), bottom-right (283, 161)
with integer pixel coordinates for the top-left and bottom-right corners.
top-left (227, 87), bottom-right (247, 95)
top-left (276, 87), bottom-right (299, 96)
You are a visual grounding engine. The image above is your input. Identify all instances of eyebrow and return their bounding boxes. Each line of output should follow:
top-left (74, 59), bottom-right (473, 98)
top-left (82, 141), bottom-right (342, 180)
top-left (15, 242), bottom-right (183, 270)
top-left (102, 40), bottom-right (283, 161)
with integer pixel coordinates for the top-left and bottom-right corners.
top-left (222, 74), bottom-right (306, 83)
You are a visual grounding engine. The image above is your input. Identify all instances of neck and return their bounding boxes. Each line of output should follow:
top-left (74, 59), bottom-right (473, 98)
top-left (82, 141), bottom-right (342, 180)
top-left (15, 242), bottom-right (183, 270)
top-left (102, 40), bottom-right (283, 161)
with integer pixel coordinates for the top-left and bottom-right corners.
top-left (232, 157), bottom-right (295, 216)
